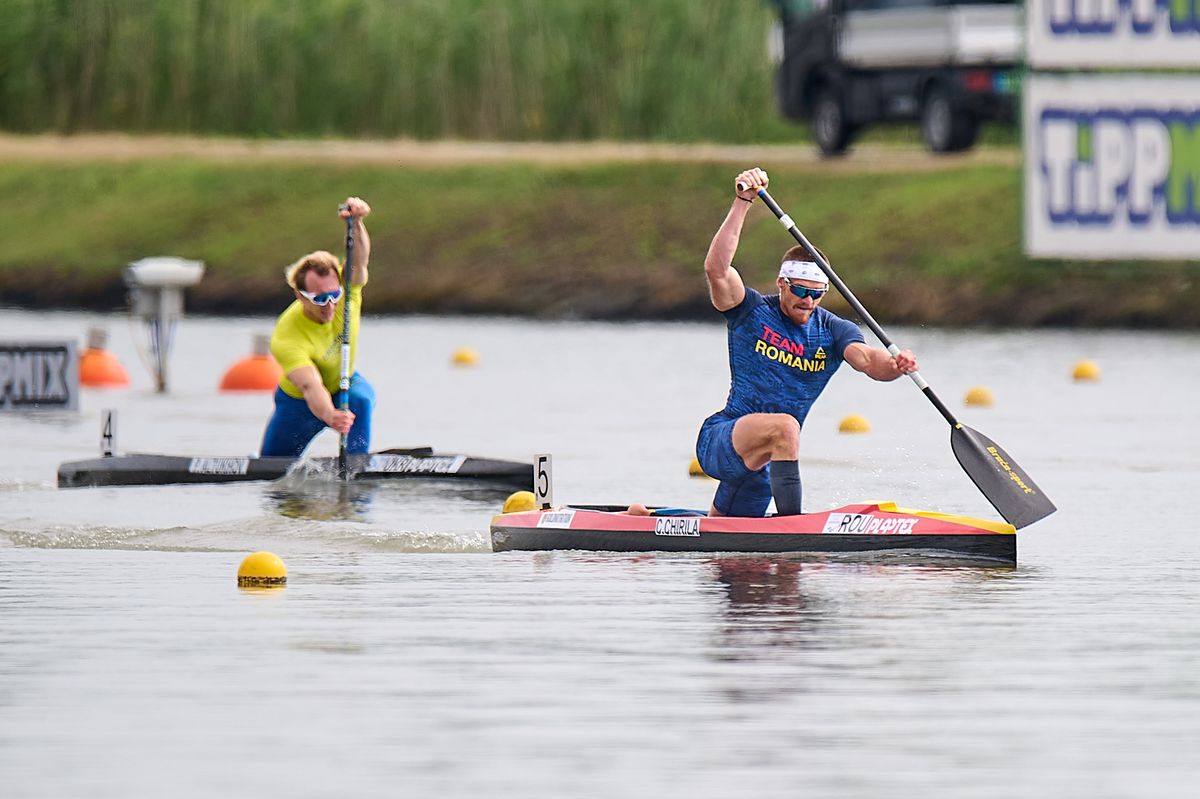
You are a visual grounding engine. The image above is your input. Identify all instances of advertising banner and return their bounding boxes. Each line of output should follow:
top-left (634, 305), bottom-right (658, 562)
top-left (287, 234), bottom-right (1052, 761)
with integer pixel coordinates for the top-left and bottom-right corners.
top-left (1024, 74), bottom-right (1200, 259)
top-left (0, 342), bottom-right (79, 411)
top-left (1027, 0), bottom-right (1200, 68)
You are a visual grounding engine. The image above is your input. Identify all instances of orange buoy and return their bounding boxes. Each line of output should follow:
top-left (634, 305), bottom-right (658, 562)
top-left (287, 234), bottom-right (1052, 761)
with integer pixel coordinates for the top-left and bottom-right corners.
top-left (79, 328), bottom-right (129, 388)
top-left (220, 334), bottom-right (281, 392)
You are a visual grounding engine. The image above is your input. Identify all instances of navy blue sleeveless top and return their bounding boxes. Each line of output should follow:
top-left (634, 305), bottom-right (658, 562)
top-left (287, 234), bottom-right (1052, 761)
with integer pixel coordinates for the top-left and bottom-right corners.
top-left (716, 288), bottom-right (865, 425)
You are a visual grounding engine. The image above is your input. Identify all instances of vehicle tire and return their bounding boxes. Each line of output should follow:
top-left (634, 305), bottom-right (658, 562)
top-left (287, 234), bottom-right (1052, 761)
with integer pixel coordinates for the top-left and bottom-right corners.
top-left (921, 86), bottom-right (978, 154)
top-left (812, 87), bottom-right (853, 157)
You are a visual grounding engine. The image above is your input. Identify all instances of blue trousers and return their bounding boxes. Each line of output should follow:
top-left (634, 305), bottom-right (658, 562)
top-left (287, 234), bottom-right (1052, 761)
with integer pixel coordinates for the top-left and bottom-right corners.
top-left (696, 411), bottom-right (774, 517)
top-left (260, 373), bottom-right (375, 457)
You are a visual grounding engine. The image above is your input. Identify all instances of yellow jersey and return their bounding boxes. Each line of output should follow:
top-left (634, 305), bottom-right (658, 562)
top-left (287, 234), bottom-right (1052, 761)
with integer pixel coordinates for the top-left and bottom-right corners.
top-left (270, 285), bottom-right (363, 399)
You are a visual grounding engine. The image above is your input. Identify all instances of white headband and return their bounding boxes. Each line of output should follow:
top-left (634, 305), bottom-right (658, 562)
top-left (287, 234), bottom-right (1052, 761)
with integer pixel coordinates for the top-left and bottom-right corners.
top-left (778, 260), bottom-right (827, 285)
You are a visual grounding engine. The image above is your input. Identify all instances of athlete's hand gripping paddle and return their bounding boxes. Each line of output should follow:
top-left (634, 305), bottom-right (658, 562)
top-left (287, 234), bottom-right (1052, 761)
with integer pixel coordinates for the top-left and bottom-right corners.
top-left (738, 181), bottom-right (1055, 529)
top-left (337, 205), bottom-right (355, 481)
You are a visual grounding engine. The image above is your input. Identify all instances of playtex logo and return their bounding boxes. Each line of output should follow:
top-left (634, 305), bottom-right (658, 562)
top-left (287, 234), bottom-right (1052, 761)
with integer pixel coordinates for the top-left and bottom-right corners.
top-left (1038, 107), bottom-right (1198, 226)
top-left (1045, 0), bottom-right (1200, 35)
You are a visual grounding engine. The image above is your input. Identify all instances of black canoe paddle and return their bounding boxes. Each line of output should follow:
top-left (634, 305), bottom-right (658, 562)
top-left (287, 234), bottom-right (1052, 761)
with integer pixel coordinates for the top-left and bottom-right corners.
top-left (337, 205), bottom-right (355, 481)
top-left (739, 182), bottom-right (1056, 529)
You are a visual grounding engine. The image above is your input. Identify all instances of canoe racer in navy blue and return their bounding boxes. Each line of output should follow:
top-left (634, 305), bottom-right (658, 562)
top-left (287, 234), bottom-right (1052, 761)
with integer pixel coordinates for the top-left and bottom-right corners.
top-left (697, 167), bottom-right (918, 517)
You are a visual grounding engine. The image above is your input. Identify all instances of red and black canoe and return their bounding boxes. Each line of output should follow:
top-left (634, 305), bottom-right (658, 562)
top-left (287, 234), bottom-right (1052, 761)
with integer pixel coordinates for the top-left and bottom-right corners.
top-left (491, 502), bottom-right (1017, 563)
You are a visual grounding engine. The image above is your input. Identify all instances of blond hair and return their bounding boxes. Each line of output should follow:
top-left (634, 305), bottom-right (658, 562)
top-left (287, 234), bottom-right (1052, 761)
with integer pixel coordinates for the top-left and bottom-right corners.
top-left (284, 250), bottom-right (342, 290)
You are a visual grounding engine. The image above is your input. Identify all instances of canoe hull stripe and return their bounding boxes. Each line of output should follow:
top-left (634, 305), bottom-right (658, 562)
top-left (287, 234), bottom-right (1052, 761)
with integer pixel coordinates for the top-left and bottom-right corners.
top-left (490, 504), bottom-right (1017, 562)
top-left (491, 525), bottom-right (1015, 562)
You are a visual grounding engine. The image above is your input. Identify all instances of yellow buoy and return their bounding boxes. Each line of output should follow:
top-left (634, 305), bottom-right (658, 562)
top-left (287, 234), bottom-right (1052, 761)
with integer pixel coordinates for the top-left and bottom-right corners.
top-left (237, 551), bottom-right (287, 588)
top-left (452, 347), bottom-right (479, 366)
top-left (838, 414), bottom-right (871, 433)
top-left (688, 456), bottom-right (709, 477)
top-left (502, 490), bottom-right (536, 513)
top-left (1072, 360), bottom-right (1101, 381)
top-left (964, 386), bottom-right (994, 407)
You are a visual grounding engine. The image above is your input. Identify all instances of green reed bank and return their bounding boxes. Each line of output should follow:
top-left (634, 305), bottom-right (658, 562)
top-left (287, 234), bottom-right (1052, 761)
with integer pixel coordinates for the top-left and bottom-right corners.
top-left (0, 156), bottom-right (1195, 328)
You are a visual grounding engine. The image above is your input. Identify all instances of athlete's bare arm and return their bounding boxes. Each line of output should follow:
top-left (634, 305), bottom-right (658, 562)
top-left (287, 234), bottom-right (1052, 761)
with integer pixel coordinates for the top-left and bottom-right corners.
top-left (288, 365), bottom-right (355, 434)
top-left (705, 168), bottom-right (769, 312)
top-left (339, 197), bottom-right (371, 286)
top-left (844, 342), bottom-right (918, 382)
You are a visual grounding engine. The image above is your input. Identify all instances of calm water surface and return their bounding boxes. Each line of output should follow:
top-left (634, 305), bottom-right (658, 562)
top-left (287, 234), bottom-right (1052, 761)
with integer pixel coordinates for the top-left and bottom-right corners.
top-left (1, 310), bottom-right (1198, 798)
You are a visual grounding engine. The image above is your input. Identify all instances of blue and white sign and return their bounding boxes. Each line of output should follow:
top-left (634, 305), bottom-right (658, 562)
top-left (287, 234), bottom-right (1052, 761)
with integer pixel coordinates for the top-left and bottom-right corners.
top-left (0, 342), bottom-right (79, 411)
top-left (1024, 75), bottom-right (1200, 259)
top-left (1027, 0), bottom-right (1200, 67)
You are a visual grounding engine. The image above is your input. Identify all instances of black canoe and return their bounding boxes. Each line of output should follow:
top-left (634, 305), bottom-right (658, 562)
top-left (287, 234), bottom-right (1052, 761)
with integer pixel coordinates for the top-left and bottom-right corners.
top-left (58, 446), bottom-right (532, 489)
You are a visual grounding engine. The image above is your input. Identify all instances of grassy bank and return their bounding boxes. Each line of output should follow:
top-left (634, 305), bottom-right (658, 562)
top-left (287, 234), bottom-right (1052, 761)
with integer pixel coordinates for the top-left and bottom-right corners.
top-left (0, 155), bottom-right (1196, 327)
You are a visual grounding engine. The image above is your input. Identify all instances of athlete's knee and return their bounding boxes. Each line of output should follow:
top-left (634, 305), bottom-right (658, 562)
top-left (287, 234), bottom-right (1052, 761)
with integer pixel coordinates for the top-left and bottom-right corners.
top-left (765, 414), bottom-right (800, 454)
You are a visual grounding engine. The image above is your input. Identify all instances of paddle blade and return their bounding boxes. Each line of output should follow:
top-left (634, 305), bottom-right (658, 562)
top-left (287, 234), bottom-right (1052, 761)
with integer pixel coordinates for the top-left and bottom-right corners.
top-left (950, 424), bottom-right (1056, 529)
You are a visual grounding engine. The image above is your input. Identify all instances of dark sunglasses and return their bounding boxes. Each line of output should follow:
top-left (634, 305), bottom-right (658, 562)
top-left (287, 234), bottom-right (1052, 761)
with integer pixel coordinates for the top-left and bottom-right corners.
top-left (299, 287), bottom-right (343, 306)
top-left (785, 282), bottom-right (827, 301)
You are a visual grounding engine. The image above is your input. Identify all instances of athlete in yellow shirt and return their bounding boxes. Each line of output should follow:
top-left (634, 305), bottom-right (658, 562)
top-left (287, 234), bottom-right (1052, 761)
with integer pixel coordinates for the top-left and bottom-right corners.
top-left (260, 197), bottom-right (375, 457)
